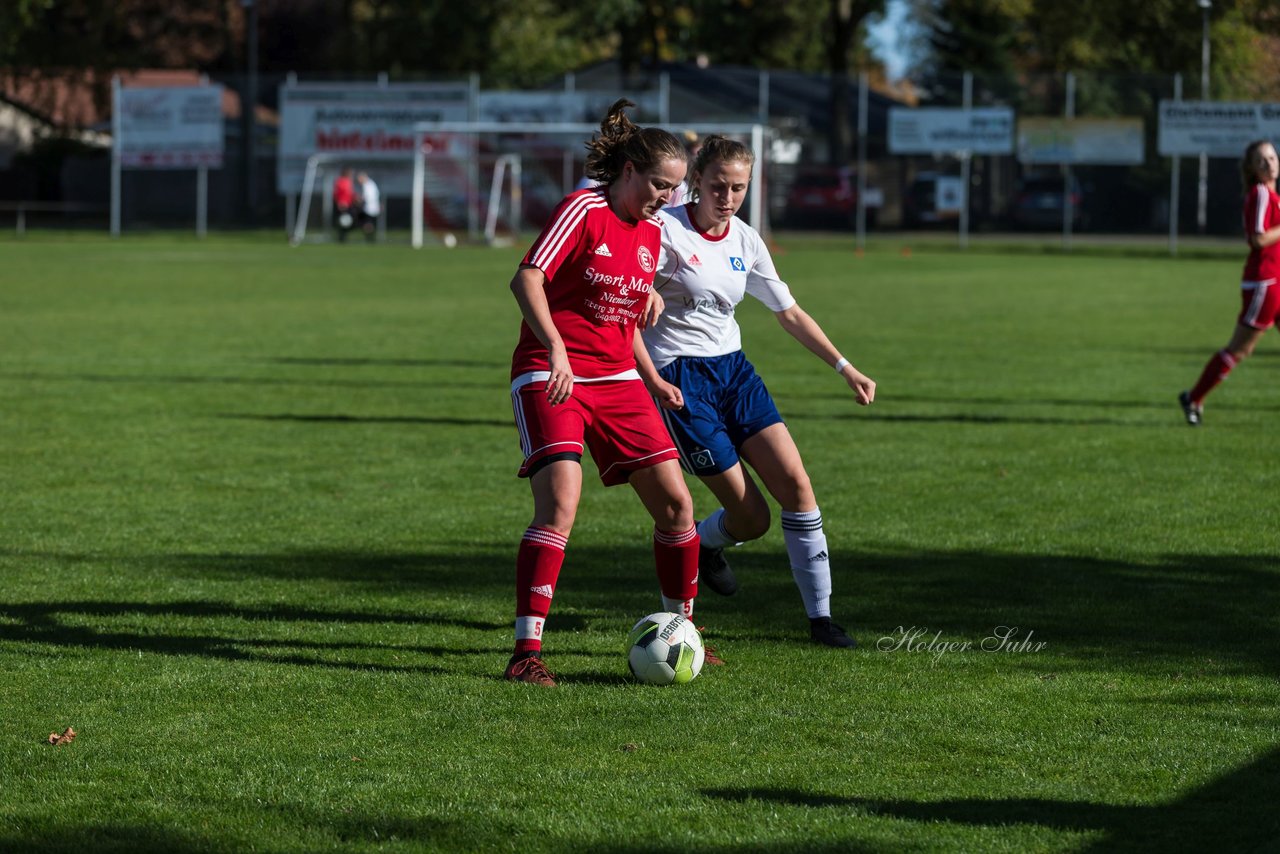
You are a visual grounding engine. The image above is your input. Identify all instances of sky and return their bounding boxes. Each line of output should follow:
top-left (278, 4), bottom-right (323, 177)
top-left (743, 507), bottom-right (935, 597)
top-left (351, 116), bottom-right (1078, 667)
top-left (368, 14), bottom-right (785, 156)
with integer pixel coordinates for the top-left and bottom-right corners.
top-left (868, 0), bottom-right (916, 80)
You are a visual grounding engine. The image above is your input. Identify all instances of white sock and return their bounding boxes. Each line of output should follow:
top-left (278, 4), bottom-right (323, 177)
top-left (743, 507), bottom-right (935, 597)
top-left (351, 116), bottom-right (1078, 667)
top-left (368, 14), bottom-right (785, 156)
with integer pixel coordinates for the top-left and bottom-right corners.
top-left (662, 596), bottom-right (694, 619)
top-left (781, 508), bottom-right (831, 619)
top-left (696, 509), bottom-right (742, 550)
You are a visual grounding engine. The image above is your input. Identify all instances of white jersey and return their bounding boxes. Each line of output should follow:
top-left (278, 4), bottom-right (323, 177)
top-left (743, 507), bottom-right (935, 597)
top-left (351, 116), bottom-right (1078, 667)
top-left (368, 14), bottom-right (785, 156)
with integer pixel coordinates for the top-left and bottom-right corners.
top-left (361, 178), bottom-right (381, 217)
top-left (643, 203), bottom-right (796, 369)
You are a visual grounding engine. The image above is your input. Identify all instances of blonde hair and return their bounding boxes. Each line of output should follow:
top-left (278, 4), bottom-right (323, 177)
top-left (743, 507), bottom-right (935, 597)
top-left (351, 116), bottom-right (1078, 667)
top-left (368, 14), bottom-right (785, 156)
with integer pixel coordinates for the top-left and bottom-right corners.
top-left (689, 135), bottom-right (755, 202)
top-left (583, 99), bottom-right (686, 185)
top-left (1241, 139), bottom-right (1275, 191)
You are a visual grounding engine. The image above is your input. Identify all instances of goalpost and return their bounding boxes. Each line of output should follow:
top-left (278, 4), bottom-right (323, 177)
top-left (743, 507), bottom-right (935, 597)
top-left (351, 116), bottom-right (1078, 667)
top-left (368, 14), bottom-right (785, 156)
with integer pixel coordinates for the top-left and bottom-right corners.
top-left (408, 120), bottom-right (769, 249)
top-left (290, 153), bottom-right (411, 246)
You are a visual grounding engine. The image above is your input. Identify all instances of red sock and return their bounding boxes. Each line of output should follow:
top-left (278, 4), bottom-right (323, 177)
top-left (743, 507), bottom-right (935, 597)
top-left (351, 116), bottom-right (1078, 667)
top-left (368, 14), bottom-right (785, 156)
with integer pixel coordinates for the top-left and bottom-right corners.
top-left (653, 525), bottom-right (699, 618)
top-left (514, 526), bottom-right (567, 654)
top-left (1189, 349), bottom-right (1238, 405)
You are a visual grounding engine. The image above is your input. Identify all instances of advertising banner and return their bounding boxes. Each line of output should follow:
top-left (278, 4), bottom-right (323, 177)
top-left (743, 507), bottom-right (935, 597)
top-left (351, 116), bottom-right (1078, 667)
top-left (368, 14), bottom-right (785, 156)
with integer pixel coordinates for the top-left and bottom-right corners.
top-left (117, 86), bottom-right (224, 169)
top-left (1158, 101), bottom-right (1280, 157)
top-left (277, 82), bottom-right (471, 193)
top-left (1018, 117), bottom-right (1144, 165)
top-left (888, 107), bottom-right (1015, 155)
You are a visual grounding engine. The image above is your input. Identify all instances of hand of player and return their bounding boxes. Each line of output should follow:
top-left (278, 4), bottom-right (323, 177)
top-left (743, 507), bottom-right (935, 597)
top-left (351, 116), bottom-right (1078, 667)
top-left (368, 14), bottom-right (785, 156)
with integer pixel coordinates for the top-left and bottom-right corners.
top-left (639, 289), bottom-right (665, 330)
top-left (649, 378), bottom-right (684, 411)
top-left (841, 365), bottom-right (875, 405)
top-left (546, 346), bottom-right (574, 406)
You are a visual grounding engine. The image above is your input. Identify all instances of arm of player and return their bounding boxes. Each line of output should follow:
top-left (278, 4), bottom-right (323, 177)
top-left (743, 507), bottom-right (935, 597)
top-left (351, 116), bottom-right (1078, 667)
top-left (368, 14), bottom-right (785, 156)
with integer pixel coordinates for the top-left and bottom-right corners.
top-left (510, 265), bottom-right (573, 405)
top-left (774, 303), bottom-right (875, 405)
top-left (639, 287), bottom-right (666, 330)
top-left (632, 330), bottom-right (683, 410)
top-left (1248, 224), bottom-right (1280, 250)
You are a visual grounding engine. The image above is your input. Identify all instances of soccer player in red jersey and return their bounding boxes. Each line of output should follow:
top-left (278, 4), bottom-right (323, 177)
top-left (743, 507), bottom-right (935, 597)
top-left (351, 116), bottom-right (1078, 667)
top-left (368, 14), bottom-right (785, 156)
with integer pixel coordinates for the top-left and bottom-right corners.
top-left (1180, 140), bottom-right (1280, 425)
top-left (504, 100), bottom-right (701, 686)
top-left (332, 168), bottom-right (356, 242)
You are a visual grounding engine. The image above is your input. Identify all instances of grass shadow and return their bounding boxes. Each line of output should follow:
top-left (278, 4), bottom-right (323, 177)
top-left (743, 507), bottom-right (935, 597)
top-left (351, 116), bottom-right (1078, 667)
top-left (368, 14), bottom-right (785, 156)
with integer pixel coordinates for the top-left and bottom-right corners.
top-left (700, 744), bottom-right (1280, 851)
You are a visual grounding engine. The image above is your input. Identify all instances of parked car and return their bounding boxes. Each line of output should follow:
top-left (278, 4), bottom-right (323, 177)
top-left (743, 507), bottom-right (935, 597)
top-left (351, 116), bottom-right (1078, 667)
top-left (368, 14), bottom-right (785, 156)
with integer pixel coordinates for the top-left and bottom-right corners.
top-left (903, 172), bottom-right (964, 228)
top-left (783, 166), bottom-right (881, 229)
top-left (1010, 173), bottom-right (1086, 230)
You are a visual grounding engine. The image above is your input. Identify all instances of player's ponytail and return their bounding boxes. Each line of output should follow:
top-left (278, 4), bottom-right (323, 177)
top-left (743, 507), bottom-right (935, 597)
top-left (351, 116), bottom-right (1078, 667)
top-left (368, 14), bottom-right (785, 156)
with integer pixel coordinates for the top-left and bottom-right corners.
top-left (584, 98), bottom-right (685, 185)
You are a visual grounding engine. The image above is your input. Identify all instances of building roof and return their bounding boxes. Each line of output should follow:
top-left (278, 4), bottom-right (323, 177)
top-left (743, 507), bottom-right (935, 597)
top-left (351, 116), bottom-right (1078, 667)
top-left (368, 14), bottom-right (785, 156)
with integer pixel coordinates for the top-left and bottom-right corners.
top-left (0, 69), bottom-right (277, 132)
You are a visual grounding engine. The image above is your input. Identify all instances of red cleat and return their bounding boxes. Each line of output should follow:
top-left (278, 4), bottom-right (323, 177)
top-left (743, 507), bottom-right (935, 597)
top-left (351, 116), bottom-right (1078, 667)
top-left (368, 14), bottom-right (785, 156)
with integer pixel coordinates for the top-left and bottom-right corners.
top-left (504, 654), bottom-right (557, 686)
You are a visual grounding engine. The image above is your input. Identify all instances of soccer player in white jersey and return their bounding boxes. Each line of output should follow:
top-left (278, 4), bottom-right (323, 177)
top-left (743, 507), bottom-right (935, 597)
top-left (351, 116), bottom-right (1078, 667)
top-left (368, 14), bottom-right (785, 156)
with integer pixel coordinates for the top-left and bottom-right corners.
top-left (637, 135), bottom-right (876, 649)
top-left (504, 100), bottom-right (706, 686)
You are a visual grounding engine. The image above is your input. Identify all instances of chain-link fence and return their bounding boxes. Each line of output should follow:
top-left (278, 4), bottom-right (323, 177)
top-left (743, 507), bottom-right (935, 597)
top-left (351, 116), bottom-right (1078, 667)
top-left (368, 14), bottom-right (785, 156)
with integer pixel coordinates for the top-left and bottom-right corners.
top-left (0, 65), bottom-right (1260, 241)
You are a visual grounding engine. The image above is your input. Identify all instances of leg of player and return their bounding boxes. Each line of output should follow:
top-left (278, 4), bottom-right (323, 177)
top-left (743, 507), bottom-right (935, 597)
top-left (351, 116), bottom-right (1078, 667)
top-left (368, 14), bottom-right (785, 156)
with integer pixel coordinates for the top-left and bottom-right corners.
top-left (628, 459), bottom-right (699, 619)
top-left (1182, 322), bottom-right (1266, 425)
top-left (694, 463), bottom-right (773, 596)
top-left (740, 423), bottom-right (857, 649)
top-left (506, 460), bottom-right (581, 686)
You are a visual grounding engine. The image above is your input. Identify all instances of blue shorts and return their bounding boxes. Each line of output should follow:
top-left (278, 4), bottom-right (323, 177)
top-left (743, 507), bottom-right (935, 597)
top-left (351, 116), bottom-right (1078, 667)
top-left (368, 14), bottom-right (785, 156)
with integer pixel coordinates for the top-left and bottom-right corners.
top-left (656, 351), bottom-right (783, 476)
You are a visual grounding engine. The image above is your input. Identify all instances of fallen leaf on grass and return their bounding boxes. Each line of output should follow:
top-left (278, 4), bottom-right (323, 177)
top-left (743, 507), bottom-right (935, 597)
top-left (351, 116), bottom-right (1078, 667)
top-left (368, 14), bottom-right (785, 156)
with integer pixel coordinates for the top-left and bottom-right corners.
top-left (47, 727), bottom-right (76, 746)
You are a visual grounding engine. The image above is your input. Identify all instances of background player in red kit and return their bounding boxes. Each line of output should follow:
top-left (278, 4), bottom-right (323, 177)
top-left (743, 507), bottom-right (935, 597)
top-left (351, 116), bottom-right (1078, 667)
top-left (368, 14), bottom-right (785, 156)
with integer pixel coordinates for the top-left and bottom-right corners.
top-left (1180, 140), bottom-right (1280, 425)
top-left (332, 167), bottom-right (356, 242)
top-left (505, 100), bottom-right (701, 686)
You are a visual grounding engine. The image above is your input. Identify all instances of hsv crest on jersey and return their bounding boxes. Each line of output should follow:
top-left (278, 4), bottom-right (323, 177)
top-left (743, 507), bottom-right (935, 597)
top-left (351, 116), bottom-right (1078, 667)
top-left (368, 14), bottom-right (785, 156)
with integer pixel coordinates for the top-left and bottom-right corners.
top-left (637, 245), bottom-right (656, 273)
top-left (594, 243), bottom-right (612, 257)
top-left (729, 257), bottom-right (746, 272)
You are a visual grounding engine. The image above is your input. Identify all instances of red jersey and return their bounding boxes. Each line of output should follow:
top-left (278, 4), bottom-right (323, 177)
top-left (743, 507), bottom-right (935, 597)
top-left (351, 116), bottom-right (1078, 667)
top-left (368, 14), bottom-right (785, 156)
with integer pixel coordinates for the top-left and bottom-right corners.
top-left (511, 188), bottom-right (661, 379)
top-left (1241, 183), bottom-right (1280, 282)
top-left (333, 176), bottom-right (355, 209)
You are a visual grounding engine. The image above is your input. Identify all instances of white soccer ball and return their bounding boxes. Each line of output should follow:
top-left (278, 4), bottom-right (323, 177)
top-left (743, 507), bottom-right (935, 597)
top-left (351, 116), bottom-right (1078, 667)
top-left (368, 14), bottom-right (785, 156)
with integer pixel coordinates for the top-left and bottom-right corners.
top-left (627, 612), bottom-right (704, 685)
top-left (442, 232), bottom-right (458, 248)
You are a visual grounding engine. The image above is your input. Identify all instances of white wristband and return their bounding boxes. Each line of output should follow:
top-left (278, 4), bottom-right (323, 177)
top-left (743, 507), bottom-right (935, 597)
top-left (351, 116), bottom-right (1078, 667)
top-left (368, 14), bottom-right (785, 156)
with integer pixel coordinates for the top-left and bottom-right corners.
top-left (833, 357), bottom-right (850, 373)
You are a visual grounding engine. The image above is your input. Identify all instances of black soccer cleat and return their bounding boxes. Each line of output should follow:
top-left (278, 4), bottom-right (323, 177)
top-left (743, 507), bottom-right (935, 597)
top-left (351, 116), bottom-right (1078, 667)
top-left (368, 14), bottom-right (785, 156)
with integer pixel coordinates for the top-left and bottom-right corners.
top-left (810, 617), bottom-right (857, 649)
top-left (698, 546), bottom-right (739, 596)
top-left (1178, 390), bottom-right (1203, 427)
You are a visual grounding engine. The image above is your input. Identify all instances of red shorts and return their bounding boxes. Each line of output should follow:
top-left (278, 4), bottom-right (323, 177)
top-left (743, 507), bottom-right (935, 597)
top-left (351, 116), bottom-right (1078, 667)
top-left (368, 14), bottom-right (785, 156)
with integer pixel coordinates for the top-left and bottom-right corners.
top-left (511, 379), bottom-right (678, 486)
top-left (1239, 280), bottom-right (1280, 330)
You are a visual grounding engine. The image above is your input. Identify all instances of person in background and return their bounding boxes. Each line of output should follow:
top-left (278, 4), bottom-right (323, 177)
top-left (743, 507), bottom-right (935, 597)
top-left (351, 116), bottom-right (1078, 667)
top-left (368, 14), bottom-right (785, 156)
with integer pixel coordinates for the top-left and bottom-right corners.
top-left (1180, 139), bottom-right (1280, 425)
top-left (357, 172), bottom-right (381, 243)
top-left (333, 167), bottom-right (356, 243)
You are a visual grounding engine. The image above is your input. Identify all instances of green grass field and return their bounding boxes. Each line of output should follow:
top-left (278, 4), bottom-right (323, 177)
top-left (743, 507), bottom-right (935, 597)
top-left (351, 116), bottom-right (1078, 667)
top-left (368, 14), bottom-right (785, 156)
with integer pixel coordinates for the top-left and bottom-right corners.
top-left (2, 234), bottom-right (1277, 852)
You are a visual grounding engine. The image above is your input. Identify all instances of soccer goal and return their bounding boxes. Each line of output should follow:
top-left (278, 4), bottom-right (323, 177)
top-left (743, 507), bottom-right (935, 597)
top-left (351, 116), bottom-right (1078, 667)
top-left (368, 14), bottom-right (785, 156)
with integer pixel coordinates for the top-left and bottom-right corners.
top-left (408, 120), bottom-right (769, 249)
top-left (289, 154), bottom-right (414, 246)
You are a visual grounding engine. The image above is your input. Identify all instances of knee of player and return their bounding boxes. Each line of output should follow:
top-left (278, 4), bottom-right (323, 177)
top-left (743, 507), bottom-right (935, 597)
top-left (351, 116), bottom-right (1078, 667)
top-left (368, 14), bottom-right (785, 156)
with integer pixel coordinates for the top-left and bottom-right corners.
top-left (665, 494), bottom-right (696, 530)
top-left (533, 507), bottom-right (577, 535)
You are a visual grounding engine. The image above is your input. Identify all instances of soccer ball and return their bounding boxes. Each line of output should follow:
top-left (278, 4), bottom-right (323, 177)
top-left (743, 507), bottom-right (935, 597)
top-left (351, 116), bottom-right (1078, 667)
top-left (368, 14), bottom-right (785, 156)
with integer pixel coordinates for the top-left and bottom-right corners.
top-left (442, 232), bottom-right (458, 248)
top-left (627, 612), bottom-right (704, 685)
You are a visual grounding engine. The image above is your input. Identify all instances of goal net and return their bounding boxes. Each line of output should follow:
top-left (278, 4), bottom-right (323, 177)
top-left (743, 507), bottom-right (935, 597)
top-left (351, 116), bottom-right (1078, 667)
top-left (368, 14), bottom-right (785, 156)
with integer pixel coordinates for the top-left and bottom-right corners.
top-left (408, 120), bottom-right (769, 249)
top-left (289, 154), bottom-right (416, 246)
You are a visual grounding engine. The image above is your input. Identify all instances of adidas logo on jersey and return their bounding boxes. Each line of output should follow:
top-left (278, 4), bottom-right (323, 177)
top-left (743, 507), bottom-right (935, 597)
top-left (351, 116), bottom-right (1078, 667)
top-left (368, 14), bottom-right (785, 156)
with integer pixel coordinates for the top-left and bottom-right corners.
top-left (688, 254), bottom-right (703, 266)
top-left (530, 584), bottom-right (554, 598)
top-left (594, 244), bottom-right (612, 256)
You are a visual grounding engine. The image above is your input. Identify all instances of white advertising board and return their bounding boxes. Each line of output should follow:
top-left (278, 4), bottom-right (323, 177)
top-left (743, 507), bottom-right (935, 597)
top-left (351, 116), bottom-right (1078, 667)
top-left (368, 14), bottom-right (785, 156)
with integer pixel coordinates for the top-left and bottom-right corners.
top-left (477, 91), bottom-right (662, 124)
top-left (1017, 117), bottom-right (1144, 165)
top-left (888, 107), bottom-right (1015, 155)
top-left (117, 86), bottom-right (224, 169)
top-left (1158, 101), bottom-right (1280, 157)
top-left (277, 82), bottom-right (471, 194)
